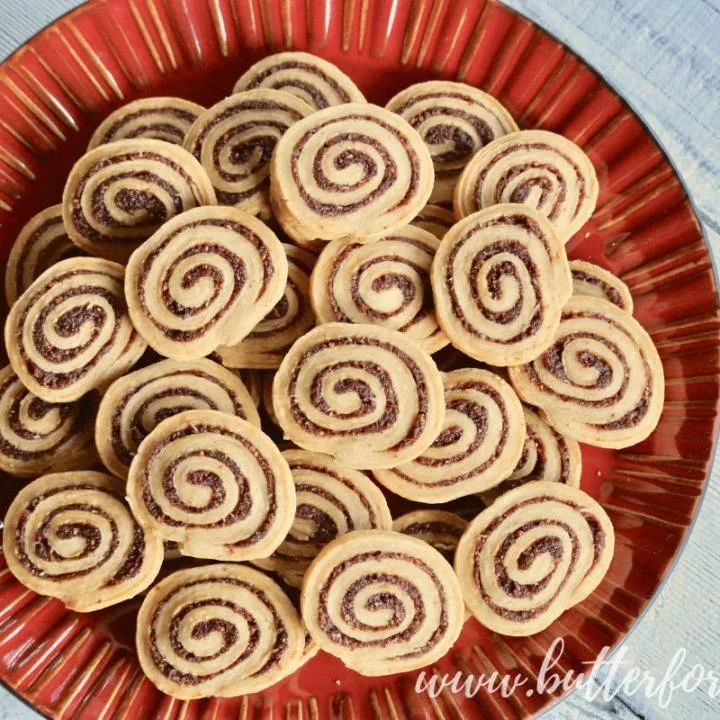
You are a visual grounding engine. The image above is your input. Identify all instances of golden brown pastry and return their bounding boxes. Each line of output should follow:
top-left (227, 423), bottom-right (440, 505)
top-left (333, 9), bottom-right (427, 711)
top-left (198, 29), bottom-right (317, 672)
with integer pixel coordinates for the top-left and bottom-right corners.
top-left (455, 481), bottom-right (614, 636)
top-left (136, 563), bottom-right (304, 698)
top-left (95, 358), bottom-right (261, 478)
top-left (125, 206), bottom-right (288, 359)
top-left (454, 129), bottom-right (599, 241)
top-left (272, 323), bottom-right (446, 469)
top-left (270, 103), bottom-right (434, 247)
top-left (233, 51), bottom-right (366, 110)
top-left (301, 530), bottom-right (464, 676)
top-left (88, 97), bottom-right (205, 149)
top-left (62, 138), bottom-right (216, 263)
top-left (392, 509), bottom-right (468, 562)
top-left (309, 225), bottom-right (448, 353)
top-left (410, 203), bottom-right (455, 239)
top-left (184, 89), bottom-right (314, 217)
top-left (386, 81), bottom-right (518, 204)
top-left (4, 257), bottom-right (145, 402)
top-left (5, 205), bottom-right (84, 306)
top-left (127, 410), bottom-right (295, 561)
top-left (215, 244), bottom-right (316, 368)
top-left (3, 471), bottom-right (163, 611)
top-left (431, 204), bottom-right (572, 365)
top-left (508, 296), bottom-right (665, 448)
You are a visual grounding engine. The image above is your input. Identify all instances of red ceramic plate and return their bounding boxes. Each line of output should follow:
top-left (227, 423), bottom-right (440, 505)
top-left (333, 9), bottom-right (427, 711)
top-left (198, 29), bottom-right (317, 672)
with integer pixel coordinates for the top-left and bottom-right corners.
top-left (0, 0), bottom-right (718, 718)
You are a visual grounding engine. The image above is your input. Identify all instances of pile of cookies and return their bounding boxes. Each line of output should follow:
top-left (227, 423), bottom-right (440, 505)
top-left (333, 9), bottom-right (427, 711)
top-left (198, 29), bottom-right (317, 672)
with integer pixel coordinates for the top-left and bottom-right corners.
top-left (0, 51), bottom-right (664, 699)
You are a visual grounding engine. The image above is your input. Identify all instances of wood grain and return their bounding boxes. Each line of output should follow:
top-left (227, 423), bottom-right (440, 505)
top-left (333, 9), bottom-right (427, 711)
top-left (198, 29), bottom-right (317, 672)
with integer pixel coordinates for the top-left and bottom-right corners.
top-left (0, 1), bottom-right (718, 719)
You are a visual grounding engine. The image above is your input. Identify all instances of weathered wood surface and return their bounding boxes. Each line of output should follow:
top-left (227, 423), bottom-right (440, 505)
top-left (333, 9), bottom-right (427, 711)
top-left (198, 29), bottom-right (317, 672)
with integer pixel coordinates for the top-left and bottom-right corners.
top-left (0, 1), bottom-right (718, 718)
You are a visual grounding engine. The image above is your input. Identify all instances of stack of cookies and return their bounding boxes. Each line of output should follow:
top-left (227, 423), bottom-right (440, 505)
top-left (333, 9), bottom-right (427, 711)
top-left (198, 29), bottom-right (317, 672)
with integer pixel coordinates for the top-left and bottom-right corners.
top-left (0, 51), bottom-right (664, 699)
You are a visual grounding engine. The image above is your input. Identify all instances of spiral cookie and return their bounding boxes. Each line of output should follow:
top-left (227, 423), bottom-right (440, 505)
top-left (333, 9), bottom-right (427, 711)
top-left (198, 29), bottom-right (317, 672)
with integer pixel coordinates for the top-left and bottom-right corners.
top-left (386, 81), bottom-right (517, 204)
top-left (392, 510), bottom-right (468, 562)
top-left (0, 365), bottom-right (97, 478)
top-left (3, 471), bottom-right (163, 611)
top-left (4, 257), bottom-right (144, 403)
top-left (62, 138), bottom-right (216, 263)
top-left (215, 244), bottom-right (316, 369)
top-left (570, 260), bottom-right (633, 313)
top-left (233, 51), bottom-right (366, 110)
top-left (183, 90), bottom-right (314, 217)
top-left (272, 323), bottom-right (445, 469)
top-left (127, 410), bottom-right (295, 561)
top-left (254, 449), bottom-right (392, 587)
top-left (301, 530), bottom-right (464, 676)
top-left (373, 368), bottom-right (525, 502)
top-left (125, 206), bottom-right (288, 359)
top-left (454, 130), bottom-right (599, 241)
top-left (455, 481), bottom-right (615, 636)
top-left (95, 358), bottom-right (261, 478)
top-left (270, 103), bottom-right (434, 247)
top-left (410, 203), bottom-right (455, 239)
top-left (5, 205), bottom-right (84, 306)
top-left (431, 204), bottom-right (572, 366)
top-left (508, 296), bottom-right (665, 448)
top-left (136, 563), bottom-right (304, 699)
top-left (88, 97), bottom-right (206, 150)
top-left (309, 226), bottom-right (448, 353)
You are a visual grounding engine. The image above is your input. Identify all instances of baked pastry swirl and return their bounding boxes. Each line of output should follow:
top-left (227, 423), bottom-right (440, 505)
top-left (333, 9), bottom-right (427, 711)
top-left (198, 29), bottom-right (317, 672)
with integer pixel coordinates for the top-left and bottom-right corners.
top-left (373, 368), bottom-right (525, 502)
top-left (508, 296), bottom-right (665, 448)
top-left (127, 410), bottom-right (295, 561)
top-left (95, 358), bottom-right (261, 478)
top-left (233, 51), bottom-right (366, 110)
top-left (431, 204), bottom-right (572, 366)
top-left (88, 97), bottom-right (205, 149)
top-left (136, 563), bottom-right (304, 699)
top-left (5, 205), bottom-right (84, 306)
top-left (0, 365), bottom-right (97, 478)
top-left (454, 130), bottom-right (599, 241)
top-left (392, 510), bottom-right (468, 562)
top-left (184, 89), bottom-right (314, 217)
top-left (62, 138), bottom-right (216, 263)
top-left (570, 260), bottom-right (633, 313)
top-left (125, 206), bottom-right (288, 359)
top-left (3, 470), bottom-right (163, 611)
top-left (410, 203), bottom-right (455, 239)
top-left (254, 449), bottom-right (392, 586)
top-left (386, 81), bottom-right (518, 204)
top-left (309, 225), bottom-right (448, 353)
top-left (301, 529), bottom-right (464, 676)
top-left (4, 257), bottom-right (145, 403)
top-left (272, 323), bottom-right (446, 469)
top-left (455, 481), bottom-right (615, 636)
top-left (270, 103), bottom-right (434, 247)
top-left (215, 244), bottom-right (316, 369)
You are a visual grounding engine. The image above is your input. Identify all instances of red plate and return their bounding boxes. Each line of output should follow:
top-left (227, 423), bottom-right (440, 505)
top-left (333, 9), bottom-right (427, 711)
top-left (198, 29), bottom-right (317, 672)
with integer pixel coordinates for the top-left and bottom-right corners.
top-left (0, 0), bottom-right (718, 718)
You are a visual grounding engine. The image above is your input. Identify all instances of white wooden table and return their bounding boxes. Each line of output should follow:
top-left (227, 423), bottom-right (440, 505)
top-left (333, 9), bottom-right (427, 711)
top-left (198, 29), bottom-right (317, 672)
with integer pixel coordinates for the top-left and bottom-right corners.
top-left (0, 1), bottom-right (718, 718)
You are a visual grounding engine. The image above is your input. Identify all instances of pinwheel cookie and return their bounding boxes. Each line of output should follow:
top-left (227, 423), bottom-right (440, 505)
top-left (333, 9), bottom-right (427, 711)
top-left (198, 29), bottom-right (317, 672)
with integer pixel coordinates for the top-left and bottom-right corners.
top-left (272, 323), bottom-right (446, 469)
top-left (125, 206), bottom-right (287, 359)
top-left (570, 259), bottom-right (633, 313)
top-left (233, 51), bottom-right (365, 110)
top-left (309, 225), bottom-right (448, 353)
top-left (455, 481), bottom-right (614, 636)
top-left (4, 257), bottom-right (145, 402)
top-left (62, 139), bottom-right (216, 263)
top-left (127, 410), bottom-right (295, 561)
top-left (3, 471), bottom-right (163, 611)
top-left (270, 103), bottom-right (434, 247)
top-left (431, 204), bottom-right (572, 366)
top-left (95, 358), bottom-right (261, 478)
top-left (509, 296), bottom-right (664, 448)
top-left (387, 80), bottom-right (517, 204)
